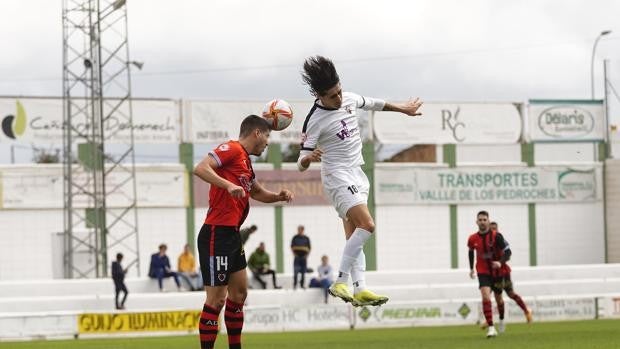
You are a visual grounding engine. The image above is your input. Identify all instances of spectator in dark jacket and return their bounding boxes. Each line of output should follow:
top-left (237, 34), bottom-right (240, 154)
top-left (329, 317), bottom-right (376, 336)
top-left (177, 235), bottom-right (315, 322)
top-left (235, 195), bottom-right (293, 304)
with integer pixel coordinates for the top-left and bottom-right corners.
top-left (111, 253), bottom-right (128, 309)
top-left (148, 244), bottom-right (181, 291)
top-left (291, 225), bottom-right (311, 289)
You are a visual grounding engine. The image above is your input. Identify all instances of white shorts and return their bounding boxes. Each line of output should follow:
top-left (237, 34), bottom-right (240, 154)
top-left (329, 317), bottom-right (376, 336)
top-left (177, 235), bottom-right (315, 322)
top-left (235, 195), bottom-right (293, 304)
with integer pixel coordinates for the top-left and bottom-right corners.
top-left (322, 167), bottom-right (369, 219)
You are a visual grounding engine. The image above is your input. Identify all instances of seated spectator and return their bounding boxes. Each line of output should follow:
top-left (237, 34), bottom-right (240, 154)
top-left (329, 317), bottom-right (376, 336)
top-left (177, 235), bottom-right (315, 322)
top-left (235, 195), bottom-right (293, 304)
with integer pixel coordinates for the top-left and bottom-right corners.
top-left (309, 255), bottom-right (334, 303)
top-left (177, 244), bottom-right (203, 291)
top-left (247, 242), bottom-right (281, 289)
top-left (148, 243), bottom-right (181, 292)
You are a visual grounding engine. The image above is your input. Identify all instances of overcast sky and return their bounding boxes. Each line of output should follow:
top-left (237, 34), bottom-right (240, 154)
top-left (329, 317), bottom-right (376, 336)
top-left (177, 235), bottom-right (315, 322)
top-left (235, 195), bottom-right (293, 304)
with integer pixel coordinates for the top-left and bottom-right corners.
top-left (1, 0), bottom-right (619, 162)
top-left (1, 0), bottom-right (619, 101)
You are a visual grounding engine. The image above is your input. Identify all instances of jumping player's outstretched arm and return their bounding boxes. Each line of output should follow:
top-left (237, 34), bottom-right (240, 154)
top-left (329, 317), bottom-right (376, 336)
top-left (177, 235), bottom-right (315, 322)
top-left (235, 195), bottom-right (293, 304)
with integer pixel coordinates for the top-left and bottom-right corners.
top-left (351, 93), bottom-right (423, 117)
top-left (250, 181), bottom-right (293, 204)
top-left (193, 155), bottom-right (245, 198)
top-left (382, 98), bottom-right (424, 116)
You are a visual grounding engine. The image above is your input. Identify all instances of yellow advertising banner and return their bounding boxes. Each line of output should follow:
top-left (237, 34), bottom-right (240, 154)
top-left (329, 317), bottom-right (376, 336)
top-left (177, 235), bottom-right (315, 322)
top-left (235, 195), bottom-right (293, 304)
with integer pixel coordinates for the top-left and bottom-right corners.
top-left (78, 310), bottom-right (202, 333)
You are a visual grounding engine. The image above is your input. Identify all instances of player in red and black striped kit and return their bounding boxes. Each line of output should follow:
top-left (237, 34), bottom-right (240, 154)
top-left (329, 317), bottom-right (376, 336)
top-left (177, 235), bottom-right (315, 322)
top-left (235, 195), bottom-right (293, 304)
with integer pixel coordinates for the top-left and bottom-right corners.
top-left (488, 221), bottom-right (532, 333)
top-left (193, 115), bottom-right (294, 349)
top-left (467, 211), bottom-right (532, 338)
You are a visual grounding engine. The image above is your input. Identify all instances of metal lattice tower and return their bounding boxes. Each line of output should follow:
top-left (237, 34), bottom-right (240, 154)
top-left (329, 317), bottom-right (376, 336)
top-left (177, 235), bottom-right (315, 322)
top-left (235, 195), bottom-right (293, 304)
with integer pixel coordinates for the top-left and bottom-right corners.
top-left (62, 0), bottom-right (140, 278)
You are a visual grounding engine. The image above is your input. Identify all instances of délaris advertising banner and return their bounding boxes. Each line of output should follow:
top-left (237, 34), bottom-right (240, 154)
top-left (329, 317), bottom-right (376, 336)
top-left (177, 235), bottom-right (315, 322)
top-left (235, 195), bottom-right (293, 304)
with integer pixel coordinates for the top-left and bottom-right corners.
top-left (528, 100), bottom-right (605, 142)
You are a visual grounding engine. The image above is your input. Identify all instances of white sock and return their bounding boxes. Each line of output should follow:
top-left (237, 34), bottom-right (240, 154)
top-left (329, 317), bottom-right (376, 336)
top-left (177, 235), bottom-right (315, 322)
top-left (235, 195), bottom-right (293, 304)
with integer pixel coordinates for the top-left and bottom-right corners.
top-left (351, 250), bottom-right (367, 294)
top-left (336, 228), bottom-right (372, 284)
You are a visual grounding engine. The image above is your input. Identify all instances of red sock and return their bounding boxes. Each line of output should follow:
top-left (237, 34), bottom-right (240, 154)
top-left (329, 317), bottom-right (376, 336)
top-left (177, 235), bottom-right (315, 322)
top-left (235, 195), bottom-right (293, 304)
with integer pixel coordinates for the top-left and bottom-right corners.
top-left (199, 304), bottom-right (220, 349)
top-left (482, 300), bottom-right (494, 326)
top-left (510, 293), bottom-right (528, 313)
top-left (225, 298), bottom-right (244, 349)
top-left (497, 302), bottom-right (505, 320)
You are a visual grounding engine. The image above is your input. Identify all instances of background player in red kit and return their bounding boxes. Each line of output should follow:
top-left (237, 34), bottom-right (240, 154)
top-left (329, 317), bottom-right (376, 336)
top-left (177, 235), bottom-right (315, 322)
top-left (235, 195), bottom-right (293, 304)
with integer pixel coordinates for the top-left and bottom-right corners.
top-left (193, 115), bottom-right (293, 349)
top-left (467, 210), bottom-right (502, 338)
top-left (489, 221), bottom-right (532, 333)
top-left (468, 212), bottom-right (531, 338)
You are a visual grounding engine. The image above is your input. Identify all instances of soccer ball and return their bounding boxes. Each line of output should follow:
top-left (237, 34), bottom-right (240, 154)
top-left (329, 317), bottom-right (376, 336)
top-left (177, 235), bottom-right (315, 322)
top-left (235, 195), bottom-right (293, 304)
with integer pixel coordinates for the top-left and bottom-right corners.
top-left (262, 99), bottom-right (293, 131)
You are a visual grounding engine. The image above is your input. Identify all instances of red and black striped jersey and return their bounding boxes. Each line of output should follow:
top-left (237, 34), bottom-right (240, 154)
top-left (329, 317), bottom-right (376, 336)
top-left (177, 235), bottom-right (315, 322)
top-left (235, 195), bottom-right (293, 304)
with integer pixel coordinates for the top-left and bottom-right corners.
top-left (467, 230), bottom-right (511, 277)
top-left (204, 140), bottom-right (255, 228)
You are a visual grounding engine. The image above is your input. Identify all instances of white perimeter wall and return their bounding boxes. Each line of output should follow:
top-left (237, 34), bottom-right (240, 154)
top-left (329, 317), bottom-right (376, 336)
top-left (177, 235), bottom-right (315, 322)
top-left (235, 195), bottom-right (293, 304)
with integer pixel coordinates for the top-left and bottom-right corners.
top-left (0, 210), bottom-right (62, 280)
top-left (607, 159), bottom-right (620, 263)
top-left (376, 205), bottom-right (451, 270)
top-left (535, 143), bottom-right (598, 163)
top-left (1, 201), bottom-right (606, 280)
top-left (0, 146), bottom-right (609, 281)
top-left (0, 208), bottom-right (187, 280)
top-left (536, 202), bottom-right (605, 265)
top-left (534, 142), bottom-right (604, 264)
top-left (457, 144), bottom-right (522, 164)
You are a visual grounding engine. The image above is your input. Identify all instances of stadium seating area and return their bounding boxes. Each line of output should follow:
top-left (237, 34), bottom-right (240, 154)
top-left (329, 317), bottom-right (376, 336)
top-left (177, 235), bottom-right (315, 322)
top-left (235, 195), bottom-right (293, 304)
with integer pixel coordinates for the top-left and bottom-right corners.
top-left (1, 264), bottom-right (619, 314)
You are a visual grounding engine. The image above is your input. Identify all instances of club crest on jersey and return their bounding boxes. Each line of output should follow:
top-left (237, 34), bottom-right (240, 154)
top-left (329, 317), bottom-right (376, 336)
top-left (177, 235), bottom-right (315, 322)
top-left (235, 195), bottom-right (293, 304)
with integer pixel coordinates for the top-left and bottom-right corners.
top-left (336, 120), bottom-right (352, 140)
top-left (344, 105), bottom-right (353, 114)
top-left (239, 175), bottom-right (253, 192)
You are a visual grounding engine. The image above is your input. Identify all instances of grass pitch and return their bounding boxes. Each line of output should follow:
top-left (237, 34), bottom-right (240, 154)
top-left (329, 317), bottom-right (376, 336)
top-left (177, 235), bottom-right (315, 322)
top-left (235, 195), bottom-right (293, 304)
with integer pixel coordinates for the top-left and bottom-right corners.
top-left (2, 319), bottom-right (619, 349)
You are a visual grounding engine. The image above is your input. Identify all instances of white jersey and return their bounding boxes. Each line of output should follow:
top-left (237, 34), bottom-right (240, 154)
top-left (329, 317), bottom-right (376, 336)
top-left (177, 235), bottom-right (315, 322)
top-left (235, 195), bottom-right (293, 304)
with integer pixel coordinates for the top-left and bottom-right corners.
top-left (297, 92), bottom-right (385, 172)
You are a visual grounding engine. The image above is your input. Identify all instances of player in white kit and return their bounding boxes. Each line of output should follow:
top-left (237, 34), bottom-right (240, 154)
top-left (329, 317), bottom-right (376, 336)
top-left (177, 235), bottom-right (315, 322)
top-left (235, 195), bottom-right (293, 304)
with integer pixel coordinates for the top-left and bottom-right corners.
top-left (297, 56), bottom-right (423, 306)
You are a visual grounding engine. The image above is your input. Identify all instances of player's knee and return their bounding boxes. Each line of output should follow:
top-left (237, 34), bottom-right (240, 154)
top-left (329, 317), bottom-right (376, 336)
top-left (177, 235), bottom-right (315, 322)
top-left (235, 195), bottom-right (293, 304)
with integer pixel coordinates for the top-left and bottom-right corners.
top-left (207, 297), bottom-right (226, 311)
top-left (358, 220), bottom-right (375, 233)
top-left (230, 289), bottom-right (247, 304)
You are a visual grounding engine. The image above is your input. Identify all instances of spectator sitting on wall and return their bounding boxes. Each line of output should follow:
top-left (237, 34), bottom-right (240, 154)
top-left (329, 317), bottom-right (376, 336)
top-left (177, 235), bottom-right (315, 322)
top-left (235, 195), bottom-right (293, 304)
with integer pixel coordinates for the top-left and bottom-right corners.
top-left (309, 255), bottom-right (334, 303)
top-left (178, 244), bottom-right (203, 291)
top-left (148, 243), bottom-right (182, 292)
top-left (247, 242), bottom-right (281, 289)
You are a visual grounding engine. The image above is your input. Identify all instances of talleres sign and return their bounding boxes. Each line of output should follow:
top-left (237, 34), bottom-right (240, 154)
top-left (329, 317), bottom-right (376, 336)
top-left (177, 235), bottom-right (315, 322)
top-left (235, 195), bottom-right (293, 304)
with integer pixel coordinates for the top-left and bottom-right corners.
top-left (529, 100), bottom-right (605, 141)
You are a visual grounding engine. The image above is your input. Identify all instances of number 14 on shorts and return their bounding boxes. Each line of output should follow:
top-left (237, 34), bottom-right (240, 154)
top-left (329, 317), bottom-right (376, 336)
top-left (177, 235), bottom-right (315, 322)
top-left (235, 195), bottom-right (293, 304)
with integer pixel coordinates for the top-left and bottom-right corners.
top-left (216, 256), bottom-right (228, 271)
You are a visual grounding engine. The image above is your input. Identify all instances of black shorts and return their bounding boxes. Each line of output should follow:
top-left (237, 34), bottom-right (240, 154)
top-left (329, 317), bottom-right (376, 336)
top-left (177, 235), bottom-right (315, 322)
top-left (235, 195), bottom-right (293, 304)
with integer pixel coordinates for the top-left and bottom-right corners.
top-left (197, 224), bottom-right (247, 287)
top-left (478, 274), bottom-right (514, 293)
top-left (492, 274), bottom-right (514, 294)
